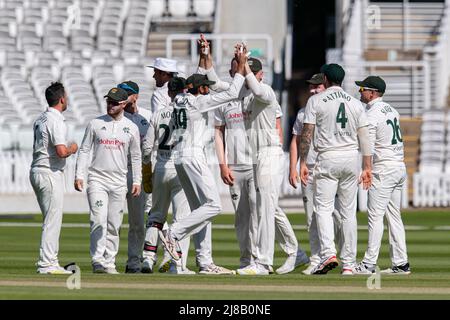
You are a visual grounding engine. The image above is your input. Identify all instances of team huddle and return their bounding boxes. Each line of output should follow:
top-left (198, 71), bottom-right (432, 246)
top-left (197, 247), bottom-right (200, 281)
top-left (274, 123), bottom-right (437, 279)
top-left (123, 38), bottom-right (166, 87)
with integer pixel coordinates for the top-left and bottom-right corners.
top-left (29, 34), bottom-right (410, 276)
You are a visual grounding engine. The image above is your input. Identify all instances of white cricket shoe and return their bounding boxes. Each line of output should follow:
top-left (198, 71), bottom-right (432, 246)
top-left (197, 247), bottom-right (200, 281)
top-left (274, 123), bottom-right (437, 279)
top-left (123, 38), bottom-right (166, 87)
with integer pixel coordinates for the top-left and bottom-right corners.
top-left (311, 255), bottom-right (339, 275)
top-left (158, 229), bottom-right (180, 261)
top-left (380, 263), bottom-right (411, 275)
top-left (37, 265), bottom-right (72, 275)
top-left (141, 258), bottom-right (154, 274)
top-left (341, 268), bottom-right (354, 276)
top-left (302, 263), bottom-right (318, 275)
top-left (352, 262), bottom-right (376, 275)
top-left (199, 264), bottom-right (236, 275)
top-left (104, 267), bottom-right (120, 274)
top-left (237, 263), bottom-right (269, 276)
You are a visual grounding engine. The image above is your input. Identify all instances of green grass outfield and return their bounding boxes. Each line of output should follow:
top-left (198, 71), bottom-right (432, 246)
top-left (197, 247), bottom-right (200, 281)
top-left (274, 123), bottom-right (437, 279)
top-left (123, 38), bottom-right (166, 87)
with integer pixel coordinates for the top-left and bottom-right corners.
top-left (0, 211), bottom-right (449, 300)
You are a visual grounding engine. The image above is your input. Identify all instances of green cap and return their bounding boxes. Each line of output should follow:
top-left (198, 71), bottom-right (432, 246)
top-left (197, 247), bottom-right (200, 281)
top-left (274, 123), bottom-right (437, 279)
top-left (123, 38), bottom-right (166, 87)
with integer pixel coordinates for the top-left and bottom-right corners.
top-left (355, 76), bottom-right (386, 93)
top-left (117, 81), bottom-right (139, 95)
top-left (104, 87), bottom-right (129, 102)
top-left (186, 74), bottom-right (216, 89)
top-left (248, 57), bottom-right (262, 73)
top-left (320, 63), bottom-right (345, 84)
top-left (306, 73), bottom-right (325, 85)
top-left (168, 77), bottom-right (186, 92)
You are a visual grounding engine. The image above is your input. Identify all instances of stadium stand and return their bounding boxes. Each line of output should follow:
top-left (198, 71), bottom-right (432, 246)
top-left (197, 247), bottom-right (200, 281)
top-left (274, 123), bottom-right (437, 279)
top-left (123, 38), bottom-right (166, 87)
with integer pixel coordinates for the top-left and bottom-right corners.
top-left (331, 0), bottom-right (450, 207)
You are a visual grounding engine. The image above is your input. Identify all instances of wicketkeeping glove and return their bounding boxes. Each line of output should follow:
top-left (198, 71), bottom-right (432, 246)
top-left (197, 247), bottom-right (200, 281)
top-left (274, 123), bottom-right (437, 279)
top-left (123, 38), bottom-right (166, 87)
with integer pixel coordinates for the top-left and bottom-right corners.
top-left (142, 162), bottom-right (153, 193)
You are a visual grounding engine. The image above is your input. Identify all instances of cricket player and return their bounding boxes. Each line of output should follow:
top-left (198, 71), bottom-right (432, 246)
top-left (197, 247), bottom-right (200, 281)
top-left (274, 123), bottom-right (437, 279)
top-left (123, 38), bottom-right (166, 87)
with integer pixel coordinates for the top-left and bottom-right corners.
top-left (148, 57), bottom-right (178, 113)
top-left (30, 82), bottom-right (78, 275)
top-left (75, 87), bottom-right (142, 274)
top-left (299, 63), bottom-right (372, 275)
top-left (195, 34), bottom-right (307, 274)
top-left (289, 73), bottom-right (343, 275)
top-left (158, 49), bottom-right (248, 271)
top-left (352, 76), bottom-right (410, 275)
top-left (142, 77), bottom-right (232, 274)
top-left (119, 81), bottom-right (153, 273)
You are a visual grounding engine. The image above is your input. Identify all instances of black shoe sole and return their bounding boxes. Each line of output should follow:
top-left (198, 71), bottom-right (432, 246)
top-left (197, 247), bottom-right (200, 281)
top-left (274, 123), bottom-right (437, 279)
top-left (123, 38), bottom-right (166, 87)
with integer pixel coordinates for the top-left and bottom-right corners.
top-left (141, 268), bottom-right (153, 274)
top-left (313, 261), bottom-right (338, 275)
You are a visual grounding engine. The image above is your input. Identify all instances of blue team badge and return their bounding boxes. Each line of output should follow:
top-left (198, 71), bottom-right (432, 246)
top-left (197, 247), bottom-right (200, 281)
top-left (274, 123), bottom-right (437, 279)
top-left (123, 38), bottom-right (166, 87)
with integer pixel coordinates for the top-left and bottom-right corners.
top-left (123, 127), bottom-right (130, 133)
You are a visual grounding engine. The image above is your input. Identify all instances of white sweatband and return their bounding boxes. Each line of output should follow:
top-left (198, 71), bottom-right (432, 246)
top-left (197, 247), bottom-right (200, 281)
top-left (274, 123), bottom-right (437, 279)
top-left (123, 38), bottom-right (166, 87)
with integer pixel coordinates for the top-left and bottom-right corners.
top-left (358, 126), bottom-right (372, 156)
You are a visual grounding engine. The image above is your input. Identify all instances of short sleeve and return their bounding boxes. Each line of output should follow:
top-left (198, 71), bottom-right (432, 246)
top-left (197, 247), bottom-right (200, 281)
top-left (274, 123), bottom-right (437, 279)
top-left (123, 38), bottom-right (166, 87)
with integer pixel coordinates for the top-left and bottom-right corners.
top-left (48, 116), bottom-right (66, 146)
top-left (275, 104), bottom-right (283, 118)
top-left (303, 96), bottom-right (316, 125)
top-left (214, 106), bottom-right (226, 126)
top-left (292, 109), bottom-right (305, 135)
top-left (357, 103), bottom-right (369, 128)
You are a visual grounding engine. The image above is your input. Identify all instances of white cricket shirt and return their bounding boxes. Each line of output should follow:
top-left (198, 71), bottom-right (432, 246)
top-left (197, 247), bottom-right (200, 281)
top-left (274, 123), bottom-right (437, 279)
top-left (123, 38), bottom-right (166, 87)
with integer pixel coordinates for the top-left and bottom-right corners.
top-left (31, 107), bottom-right (67, 171)
top-left (142, 104), bottom-right (177, 170)
top-left (75, 114), bottom-right (142, 186)
top-left (242, 73), bottom-right (282, 153)
top-left (150, 82), bottom-right (171, 114)
top-left (365, 97), bottom-right (404, 167)
top-left (303, 86), bottom-right (368, 160)
top-left (172, 74), bottom-right (245, 158)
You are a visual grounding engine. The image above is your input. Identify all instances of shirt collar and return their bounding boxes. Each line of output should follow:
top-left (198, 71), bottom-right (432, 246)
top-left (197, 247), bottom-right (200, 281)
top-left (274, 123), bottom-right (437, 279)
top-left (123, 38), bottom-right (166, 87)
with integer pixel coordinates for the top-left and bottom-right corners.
top-left (47, 107), bottom-right (65, 120)
top-left (368, 97), bottom-right (383, 106)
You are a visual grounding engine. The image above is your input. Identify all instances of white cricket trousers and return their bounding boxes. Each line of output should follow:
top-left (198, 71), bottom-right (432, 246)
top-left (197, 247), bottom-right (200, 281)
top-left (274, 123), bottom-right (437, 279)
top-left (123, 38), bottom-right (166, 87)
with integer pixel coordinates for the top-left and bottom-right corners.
top-left (171, 152), bottom-right (222, 242)
top-left (87, 178), bottom-right (127, 269)
top-left (363, 164), bottom-right (408, 266)
top-left (313, 153), bottom-right (359, 269)
top-left (253, 146), bottom-right (283, 267)
top-left (143, 167), bottom-right (213, 268)
top-left (30, 168), bottom-right (65, 269)
top-left (229, 166), bottom-right (258, 267)
top-left (274, 152), bottom-right (300, 257)
top-left (126, 171), bottom-right (152, 269)
top-left (302, 164), bottom-right (342, 266)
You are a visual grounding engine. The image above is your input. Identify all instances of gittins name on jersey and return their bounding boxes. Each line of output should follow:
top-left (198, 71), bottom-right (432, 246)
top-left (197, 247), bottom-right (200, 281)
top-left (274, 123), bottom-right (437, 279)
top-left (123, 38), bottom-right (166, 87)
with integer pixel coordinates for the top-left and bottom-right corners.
top-left (322, 91), bottom-right (351, 103)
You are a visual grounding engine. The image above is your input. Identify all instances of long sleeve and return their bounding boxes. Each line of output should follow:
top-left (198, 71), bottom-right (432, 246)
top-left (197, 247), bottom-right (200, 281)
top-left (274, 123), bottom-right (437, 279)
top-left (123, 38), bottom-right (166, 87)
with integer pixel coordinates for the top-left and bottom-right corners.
top-left (367, 114), bottom-right (378, 155)
top-left (195, 73), bottom-right (245, 113)
top-left (245, 72), bottom-right (276, 104)
top-left (129, 128), bottom-right (142, 185)
top-left (199, 67), bottom-right (231, 92)
top-left (142, 114), bottom-right (156, 164)
top-left (75, 122), bottom-right (94, 180)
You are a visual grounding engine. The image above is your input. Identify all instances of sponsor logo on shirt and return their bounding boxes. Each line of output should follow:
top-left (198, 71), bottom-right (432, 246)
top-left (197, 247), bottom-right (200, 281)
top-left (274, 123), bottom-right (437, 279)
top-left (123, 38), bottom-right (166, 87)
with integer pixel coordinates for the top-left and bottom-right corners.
top-left (123, 127), bottom-right (130, 134)
top-left (97, 138), bottom-right (125, 148)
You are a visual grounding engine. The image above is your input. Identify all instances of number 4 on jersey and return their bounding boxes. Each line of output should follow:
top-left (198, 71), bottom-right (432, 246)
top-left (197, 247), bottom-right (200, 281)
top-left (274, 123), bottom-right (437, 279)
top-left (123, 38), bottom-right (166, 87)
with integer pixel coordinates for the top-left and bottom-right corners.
top-left (336, 103), bottom-right (348, 129)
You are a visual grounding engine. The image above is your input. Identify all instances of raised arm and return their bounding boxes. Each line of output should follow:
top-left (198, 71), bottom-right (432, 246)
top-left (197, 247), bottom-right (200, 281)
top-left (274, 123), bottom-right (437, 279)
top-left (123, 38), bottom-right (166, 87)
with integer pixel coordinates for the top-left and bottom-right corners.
top-left (195, 49), bottom-right (247, 113)
top-left (244, 71), bottom-right (276, 104)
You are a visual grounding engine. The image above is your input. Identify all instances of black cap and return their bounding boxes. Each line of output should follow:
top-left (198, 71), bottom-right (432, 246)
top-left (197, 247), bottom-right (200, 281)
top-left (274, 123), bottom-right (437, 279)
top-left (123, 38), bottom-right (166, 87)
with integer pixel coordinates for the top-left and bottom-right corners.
top-left (248, 58), bottom-right (262, 73)
top-left (186, 74), bottom-right (215, 89)
top-left (168, 77), bottom-right (186, 91)
top-left (306, 73), bottom-right (325, 85)
top-left (320, 63), bottom-right (345, 84)
top-left (117, 81), bottom-right (139, 95)
top-left (355, 76), bottom-right (386, 93)
top-left (104, 87), bottom-right (129, 102)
